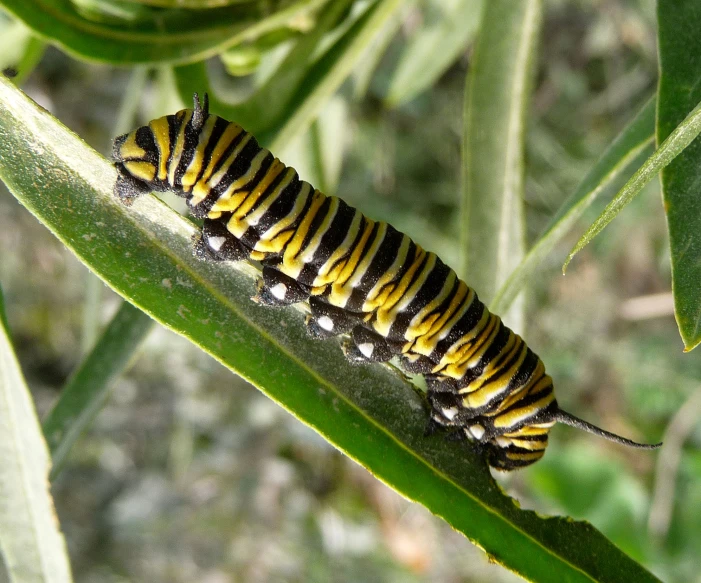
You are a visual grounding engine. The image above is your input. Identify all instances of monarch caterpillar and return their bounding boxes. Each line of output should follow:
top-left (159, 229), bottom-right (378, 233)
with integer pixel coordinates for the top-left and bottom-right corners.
top-left (113, 94), bottom-right (661, 470)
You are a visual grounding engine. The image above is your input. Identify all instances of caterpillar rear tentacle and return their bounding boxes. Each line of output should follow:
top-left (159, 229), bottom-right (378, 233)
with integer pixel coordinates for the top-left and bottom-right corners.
top-left (112, 93), bottom-right (661, 471)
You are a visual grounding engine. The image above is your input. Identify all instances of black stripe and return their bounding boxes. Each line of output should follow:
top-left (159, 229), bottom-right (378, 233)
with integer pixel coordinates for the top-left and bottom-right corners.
top-left (208, 124), bottom-right (250, 180)
top-left (191, 116), bottom-right (230, 187)
top-left (297, 197), bottom-right (357, 286)
top-left (431, 292), bottom-right (485, 360)
top-left (456, 321), bottom-right (510, 390)
top-left (212, 139), bottom-right (271, 197)
top-left (388, 256), bottom-right (452, 340)
top-left (134, 126), bottom-right (157, 163)
top-left (173, 112), bottom-right (206, 189)
top-left (345, 224), bottom-right (405, 313)
top-left (252, 173), bottom-right (303, 238)
top-left (506, 347), bottom-right (539, 392)
top-left (493, 382), bottom-right (555, 430)
top-left (239, 168), bottom-right (294, 248)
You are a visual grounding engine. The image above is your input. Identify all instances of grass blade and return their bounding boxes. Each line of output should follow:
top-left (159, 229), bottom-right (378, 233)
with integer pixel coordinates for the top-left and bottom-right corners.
top-left (491, 97), bottom-right (656, 314)
top-left (563, 98), bottom-right (701, 274)
top-left (0, 287), bottom-right (73, 582)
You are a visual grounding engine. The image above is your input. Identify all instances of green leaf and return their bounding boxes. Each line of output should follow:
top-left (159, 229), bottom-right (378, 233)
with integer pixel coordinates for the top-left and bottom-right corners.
top-left (657, 0), bottom-right (701, 352)
top-left (0, 74), bottom-right (663, 583)
top-left (174, 0), bottom-right (355, 137)
top-left (44, 302), bottom-right (154, 479)
top-left (0, 287), bottom-right (74, 582)
top-left (461, 0), bottom-right (541, 332)
top-left (385, 0), bottom-right (483, 107)
top-left (491, 97), bottom-right (656, 315)
top-left (0, 0), bottom-right (329, 65)
top-left (563, 99), bottom-right (701, 276)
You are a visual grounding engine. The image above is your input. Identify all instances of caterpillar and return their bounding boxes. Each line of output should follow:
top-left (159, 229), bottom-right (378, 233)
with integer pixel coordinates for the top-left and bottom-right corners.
top-left (113, 94), bottom-right (661, 471)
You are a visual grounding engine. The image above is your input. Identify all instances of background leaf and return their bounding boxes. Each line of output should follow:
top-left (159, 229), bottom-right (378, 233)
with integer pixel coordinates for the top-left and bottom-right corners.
top-left (385, 0), bottom-right (483, 107)
top-left (657, 0), bottom-right (701, 351)
top-left (462, 0), bottom-right (541, 331)
top-left (0, 286), bottom-right (73, 582)
top-left (43, 301), bottom-right (154, 479)
top-left (0, 0), bottom-right (328, 64)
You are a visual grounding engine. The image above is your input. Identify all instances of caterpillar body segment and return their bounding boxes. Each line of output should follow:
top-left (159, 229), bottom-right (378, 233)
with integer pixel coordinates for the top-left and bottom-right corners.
top-left (113, 94), bottom-right (661, 471)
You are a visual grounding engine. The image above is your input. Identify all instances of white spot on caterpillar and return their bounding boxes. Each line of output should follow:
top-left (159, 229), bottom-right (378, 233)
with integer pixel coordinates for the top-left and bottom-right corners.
top-left (442, 406), bottom-right (459, 421)
top-left (271, 283), bottom-right (287, 300)
top-left (469, 424), bottom-right (485, 439)
top-left (208, 236), bottom-right (226, 251)
top-left (358, 342), bottom-right (374, 358)
top-left (496, 436), bottom-right (510, 448)
top-left (317, 316), bottom-right (334, 331)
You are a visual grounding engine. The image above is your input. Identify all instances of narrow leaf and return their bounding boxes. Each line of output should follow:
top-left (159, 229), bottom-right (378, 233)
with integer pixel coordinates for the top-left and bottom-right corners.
top-left (657, 0), bottom-right (701, 351)
top-left (0, 75), bottom-right (662, 583)
top-left (563, 99), bottom-right (701, 275)
top-left (491, 97), bottom-right (656, 315)
top-left (0, 288), bottom-right (73, 582)
top-left (462, 0), bottom-right (541, 331)
top-left (44, 302), bottom-right (154, 479)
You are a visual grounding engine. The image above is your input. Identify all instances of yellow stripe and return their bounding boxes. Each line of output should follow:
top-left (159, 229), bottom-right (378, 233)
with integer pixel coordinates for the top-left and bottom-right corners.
top-left (362, 234), bottom-right (412, 313)
top-left (297, 196), bottom-right (341, 268)
top-left (207, 133), bottom-right (253, 192)
top-left (314, 210), bottom-right (364, 288)
top-left (413, 283), bottom-right (472, 356)
top-left (374, 251), bottom-right (435, 338)
top-left (328, 220), bottom-right (384, 307)
top-left (492, 389), bottom-right (555, 429)
top-left (281, 190), bottom-right (328, 276)
top-left (226, 159), bottom-right (287, 239)
top-left (505, 450), bottom-right (545, 463)
top-left (405, 269), bottom-right (457, 342)
top-left (148, 116), bottom-right (171, 181)
top-left (246, 168), bottom-right (296, 235)
top-left (118, 131), bottom-right (146, 160)
top-left (438, 310), bottom-right (496, 379)
top-left (191, 120), bottom-right (244, 206)
top-left (461, 340), bottom-right (527, 409)
top-left (254, 181), bottom-right (312, 254)
top-left (124, 161), bottom-right (156, 182)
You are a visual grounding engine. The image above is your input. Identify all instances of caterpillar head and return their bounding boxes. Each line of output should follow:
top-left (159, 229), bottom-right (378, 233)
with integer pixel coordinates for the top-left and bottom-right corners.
top-left (112, 93), bottom-right (210, 203)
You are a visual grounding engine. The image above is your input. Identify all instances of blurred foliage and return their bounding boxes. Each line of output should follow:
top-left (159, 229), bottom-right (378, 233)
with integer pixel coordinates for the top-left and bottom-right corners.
top-left (0, 0), bottom-right (700, 582)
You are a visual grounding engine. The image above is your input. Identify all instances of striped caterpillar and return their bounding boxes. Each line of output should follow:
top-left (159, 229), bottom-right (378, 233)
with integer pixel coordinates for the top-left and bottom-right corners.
top-left (113, 94), bottom-right (660, 470)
